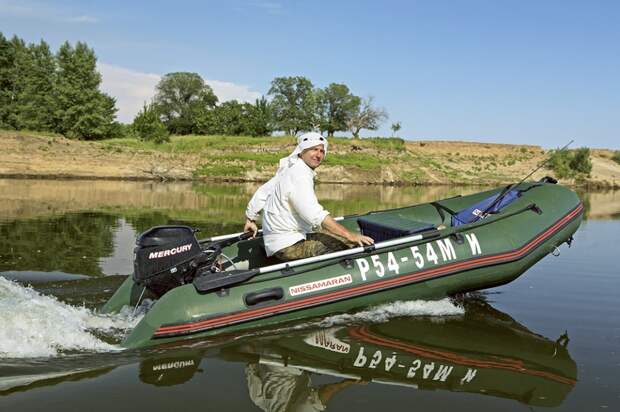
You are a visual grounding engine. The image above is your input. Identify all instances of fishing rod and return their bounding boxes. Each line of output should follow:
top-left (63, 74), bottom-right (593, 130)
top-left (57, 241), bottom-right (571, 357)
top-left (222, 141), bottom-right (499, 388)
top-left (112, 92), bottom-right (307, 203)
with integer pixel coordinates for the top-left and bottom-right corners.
top-left (473, 139), bottom-right (574, 222)
top-left (514, 139), bottom-right (574, 186)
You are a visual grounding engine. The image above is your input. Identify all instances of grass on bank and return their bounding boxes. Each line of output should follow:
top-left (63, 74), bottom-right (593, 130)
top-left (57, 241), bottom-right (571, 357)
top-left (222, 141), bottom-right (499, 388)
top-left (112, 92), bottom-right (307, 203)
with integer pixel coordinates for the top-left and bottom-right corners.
top-left (98, 134), bottom-right (407, 177)
top-left (98, 134), bottom-right (293, 154)
top-left (193, 152), bottom-right (398, 178)
top-left (98, 134), bottom-right (406, 154)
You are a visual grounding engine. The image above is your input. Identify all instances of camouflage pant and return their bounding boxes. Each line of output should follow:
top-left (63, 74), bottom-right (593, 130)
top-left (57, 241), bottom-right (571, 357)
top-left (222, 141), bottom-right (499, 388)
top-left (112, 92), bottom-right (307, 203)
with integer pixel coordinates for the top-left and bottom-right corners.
top-left (274, 232), bottom-right (352, 262)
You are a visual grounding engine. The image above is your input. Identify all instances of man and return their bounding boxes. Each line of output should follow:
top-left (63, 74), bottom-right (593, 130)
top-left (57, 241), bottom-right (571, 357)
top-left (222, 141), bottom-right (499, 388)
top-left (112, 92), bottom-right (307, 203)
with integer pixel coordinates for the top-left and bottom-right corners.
top-left (244, 132), bottom-right (373, 261)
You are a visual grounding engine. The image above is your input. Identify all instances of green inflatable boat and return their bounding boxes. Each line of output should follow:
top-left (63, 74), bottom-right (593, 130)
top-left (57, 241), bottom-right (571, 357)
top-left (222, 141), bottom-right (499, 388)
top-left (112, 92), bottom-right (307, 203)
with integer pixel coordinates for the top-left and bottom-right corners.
top-left (101, 178), bottom-right (583, 349)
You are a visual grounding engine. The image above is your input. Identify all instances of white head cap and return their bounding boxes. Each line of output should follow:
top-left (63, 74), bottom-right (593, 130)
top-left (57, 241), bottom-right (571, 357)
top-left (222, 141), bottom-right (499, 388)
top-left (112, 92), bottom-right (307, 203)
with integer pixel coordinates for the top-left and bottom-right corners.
top-left (296, 132), bottom-right (328, 155)
top-left (276, 132), bottom-right (328, 174)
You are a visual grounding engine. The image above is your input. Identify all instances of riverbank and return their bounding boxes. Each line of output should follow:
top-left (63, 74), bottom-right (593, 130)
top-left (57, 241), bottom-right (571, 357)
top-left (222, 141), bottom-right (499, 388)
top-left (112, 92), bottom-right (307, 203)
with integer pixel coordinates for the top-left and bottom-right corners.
top-left (1, 130), bottom-right (618, 188)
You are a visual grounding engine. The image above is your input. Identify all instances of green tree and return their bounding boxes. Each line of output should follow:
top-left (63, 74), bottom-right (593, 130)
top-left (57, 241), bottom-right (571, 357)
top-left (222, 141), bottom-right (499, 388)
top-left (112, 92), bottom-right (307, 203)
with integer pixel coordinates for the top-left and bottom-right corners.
top-left (153, 72), bottom-right (218, 135)
top-left (244, 97), bottom-right (273, 136)
top-left (211, 100), bottom-right (246, 135)
top-left (0, 33), bottom-right (12, 128)
top-left (54, 41), bottom-right (118, 139)
top-left (346, 96), bottom-right (388, 138)
top-left (13, 40), bottom-right (57, 131)
top-left (200, 97), bottom-right (274, 136)
top-left (0, 34), bottom-right (26, 129)
top-left (268, 76), bottom-right (316, 135)
top-left (316, 83), bottom-right (360, 137)
top-left (132, 103), bottom-right (170, 143)
top-left (390, 121), bottom-right (401, 137)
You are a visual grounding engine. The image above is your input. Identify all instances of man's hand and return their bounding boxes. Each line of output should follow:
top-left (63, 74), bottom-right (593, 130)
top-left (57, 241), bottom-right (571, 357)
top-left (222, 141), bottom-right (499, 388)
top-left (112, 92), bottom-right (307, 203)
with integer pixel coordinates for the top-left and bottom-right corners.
top-left (244, 218), bottom-right (258, 238)
top-left (321, 215), bottom-right (374, 247)
top-left (346, 233), bottom-right (374, 247)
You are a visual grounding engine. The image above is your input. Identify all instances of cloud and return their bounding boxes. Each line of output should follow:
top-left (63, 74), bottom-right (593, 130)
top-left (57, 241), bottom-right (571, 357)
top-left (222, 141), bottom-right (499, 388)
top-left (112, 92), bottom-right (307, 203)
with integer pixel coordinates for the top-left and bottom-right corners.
top-left (98, 63), bottom-right (263, 123)
top-left (251, 2), bottom-right (284, 15)
top-left (0, 0), bottom-right (98, 23)
top-left (98, 63), bottom-right (161, 123)
top-left (0, 0), bottom-right (33, 16)
top-left (64, 15), bottom-right (98, 24)
top-left (207, 79), bottom-right (262, 104)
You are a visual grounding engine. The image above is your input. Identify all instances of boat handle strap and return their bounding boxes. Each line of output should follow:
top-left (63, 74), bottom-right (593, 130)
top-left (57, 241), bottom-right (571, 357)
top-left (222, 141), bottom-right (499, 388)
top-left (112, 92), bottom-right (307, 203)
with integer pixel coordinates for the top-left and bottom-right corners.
top-left (431, 201), bottom-right (457, 223)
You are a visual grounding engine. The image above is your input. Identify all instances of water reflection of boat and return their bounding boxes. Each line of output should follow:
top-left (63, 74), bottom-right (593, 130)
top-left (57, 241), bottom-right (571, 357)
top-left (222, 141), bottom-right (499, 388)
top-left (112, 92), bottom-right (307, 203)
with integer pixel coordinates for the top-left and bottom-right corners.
top-left (138, 299), bottom-right (576, 408)
top-left (103, 181), bottom-right (583, 349)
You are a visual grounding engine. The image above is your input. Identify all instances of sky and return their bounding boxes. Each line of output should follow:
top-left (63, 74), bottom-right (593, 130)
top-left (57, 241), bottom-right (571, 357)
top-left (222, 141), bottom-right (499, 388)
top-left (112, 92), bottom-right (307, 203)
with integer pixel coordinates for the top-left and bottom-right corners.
top-left (1, 0), bottom-right (618, 149)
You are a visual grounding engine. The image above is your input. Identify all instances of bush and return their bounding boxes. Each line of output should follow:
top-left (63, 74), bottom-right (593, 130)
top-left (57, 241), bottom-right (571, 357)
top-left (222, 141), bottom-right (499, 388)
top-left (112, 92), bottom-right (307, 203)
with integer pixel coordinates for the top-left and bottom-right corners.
top-left (548, 147), bottom-right (592, 179)
top-left (612, 151), bottom-right (620, 165)
top-left (132, 103), bottom-right (170, 144)
top-left (569, 148), bottom-right (592, 175)
top-left (108, 121), bottom-right (133, 138)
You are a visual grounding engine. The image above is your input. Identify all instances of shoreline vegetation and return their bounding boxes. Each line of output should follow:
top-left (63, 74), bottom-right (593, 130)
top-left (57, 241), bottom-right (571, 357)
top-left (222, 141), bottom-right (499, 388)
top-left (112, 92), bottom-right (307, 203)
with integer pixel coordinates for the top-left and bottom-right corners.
top-left (2, 34), bottom-right (617, 190)
top-left (2, 130), bottom-right (618, 189)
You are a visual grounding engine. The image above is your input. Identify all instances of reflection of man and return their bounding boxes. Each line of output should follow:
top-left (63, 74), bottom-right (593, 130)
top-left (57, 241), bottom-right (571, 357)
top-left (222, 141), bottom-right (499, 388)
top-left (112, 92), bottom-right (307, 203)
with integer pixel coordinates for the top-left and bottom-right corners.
top-left (243, 132), bottom-right (373, 261)
top-left (246, 363), bottom-right (360, 412)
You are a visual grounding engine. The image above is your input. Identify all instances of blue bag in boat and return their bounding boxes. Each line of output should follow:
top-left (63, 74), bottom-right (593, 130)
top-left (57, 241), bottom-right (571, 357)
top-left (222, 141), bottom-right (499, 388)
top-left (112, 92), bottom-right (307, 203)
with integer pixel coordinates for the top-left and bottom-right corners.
top-left (451, 189), bottom-right (521, 227)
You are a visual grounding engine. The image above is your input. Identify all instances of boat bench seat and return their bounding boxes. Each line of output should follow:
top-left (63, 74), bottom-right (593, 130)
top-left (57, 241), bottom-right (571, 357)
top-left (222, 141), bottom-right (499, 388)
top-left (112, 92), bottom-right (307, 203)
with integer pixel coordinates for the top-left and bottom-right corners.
top-left (357, 214), bottom-right (436, 242)
top-left (222, 237), bottom-right (280, 271)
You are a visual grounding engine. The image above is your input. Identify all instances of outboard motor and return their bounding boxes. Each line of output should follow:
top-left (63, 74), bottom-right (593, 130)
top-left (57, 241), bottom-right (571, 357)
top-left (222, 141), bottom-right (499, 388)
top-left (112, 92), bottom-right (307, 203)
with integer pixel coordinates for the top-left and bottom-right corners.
top-left (133, 225), bottom-right (203, 298)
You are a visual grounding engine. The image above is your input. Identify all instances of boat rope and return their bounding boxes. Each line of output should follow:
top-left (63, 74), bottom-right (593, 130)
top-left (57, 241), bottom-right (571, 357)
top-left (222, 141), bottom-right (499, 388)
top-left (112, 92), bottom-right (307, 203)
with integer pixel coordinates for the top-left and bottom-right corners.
top-left (132, 286), bottom-right (146, 316)
top-left (220, 253), bottom-right (238, 271)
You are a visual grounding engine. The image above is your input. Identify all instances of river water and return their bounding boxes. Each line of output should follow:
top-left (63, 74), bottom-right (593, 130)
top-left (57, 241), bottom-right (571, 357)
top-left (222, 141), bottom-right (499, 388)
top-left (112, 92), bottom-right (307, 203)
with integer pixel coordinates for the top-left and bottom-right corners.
top-left (0, 179), bottom-right (618, 411)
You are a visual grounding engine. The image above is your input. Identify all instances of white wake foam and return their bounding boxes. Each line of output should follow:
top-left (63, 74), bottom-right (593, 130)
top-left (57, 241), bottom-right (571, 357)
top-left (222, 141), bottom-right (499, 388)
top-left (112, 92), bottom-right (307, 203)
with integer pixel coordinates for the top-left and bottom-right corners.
top-left (0, 277), bottom-right (140, 358)
top-left (319, 298), bottom-right (464, 327)
top-left (257, 298), bottom-right (467, 338)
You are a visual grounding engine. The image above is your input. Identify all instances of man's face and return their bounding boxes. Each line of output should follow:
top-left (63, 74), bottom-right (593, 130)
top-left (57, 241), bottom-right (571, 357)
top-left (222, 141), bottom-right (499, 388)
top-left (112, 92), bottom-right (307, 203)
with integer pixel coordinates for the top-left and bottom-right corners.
top-left (299, 144), bottom-right (325, 169)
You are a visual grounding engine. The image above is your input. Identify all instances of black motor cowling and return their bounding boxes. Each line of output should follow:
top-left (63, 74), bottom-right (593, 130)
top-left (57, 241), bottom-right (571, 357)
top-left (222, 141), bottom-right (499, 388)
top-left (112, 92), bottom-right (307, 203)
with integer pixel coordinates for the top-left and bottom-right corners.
top-left (133, 225), bottom-right (202, 297)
